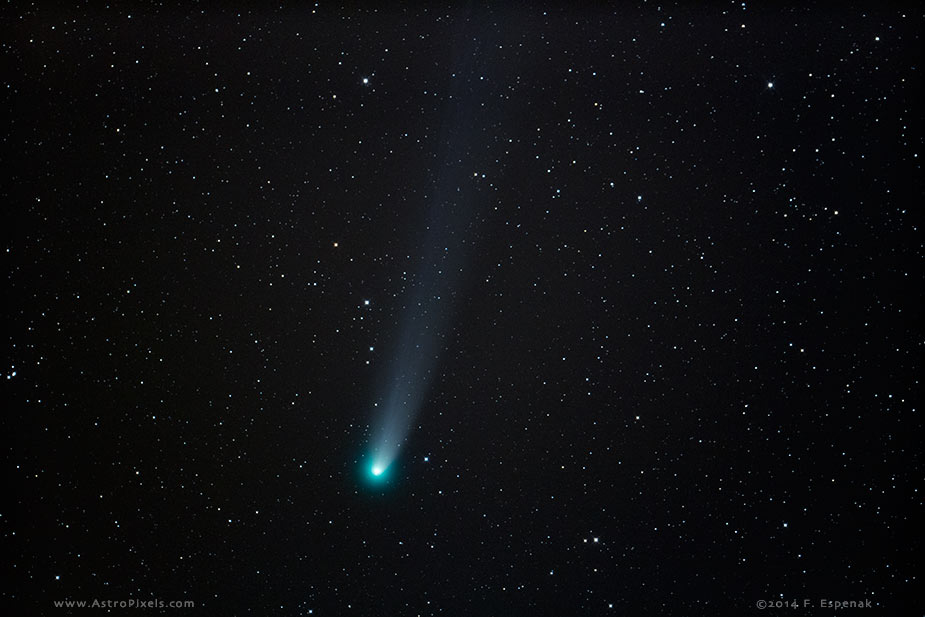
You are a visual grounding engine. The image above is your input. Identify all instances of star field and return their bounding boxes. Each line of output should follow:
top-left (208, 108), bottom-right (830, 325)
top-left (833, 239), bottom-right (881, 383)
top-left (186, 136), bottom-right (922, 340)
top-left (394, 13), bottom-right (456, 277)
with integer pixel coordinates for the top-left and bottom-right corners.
top-left (2, 4), bottom-right (922, 615)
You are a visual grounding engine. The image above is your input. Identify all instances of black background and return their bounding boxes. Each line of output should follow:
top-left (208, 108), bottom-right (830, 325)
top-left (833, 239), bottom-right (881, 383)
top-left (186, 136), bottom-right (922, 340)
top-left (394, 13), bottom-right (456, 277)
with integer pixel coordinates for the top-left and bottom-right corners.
top-left (3, 4), bottom-right (921, 615)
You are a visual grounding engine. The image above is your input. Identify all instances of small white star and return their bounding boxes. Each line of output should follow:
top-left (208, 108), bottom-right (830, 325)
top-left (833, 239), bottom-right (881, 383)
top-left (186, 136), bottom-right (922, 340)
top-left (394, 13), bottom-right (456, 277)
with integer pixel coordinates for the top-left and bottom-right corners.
top-left (362, 77), bottom-right (369, 85)
top-left (767, 81), bottom-right (774, 89)
top-left (363, 299), bottom-right (370, 306)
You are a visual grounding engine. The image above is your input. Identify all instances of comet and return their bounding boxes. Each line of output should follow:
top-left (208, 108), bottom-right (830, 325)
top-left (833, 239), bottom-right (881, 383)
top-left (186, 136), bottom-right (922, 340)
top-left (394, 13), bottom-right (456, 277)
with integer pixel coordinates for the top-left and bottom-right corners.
top-left (364, 24), bottom-right (489, 481)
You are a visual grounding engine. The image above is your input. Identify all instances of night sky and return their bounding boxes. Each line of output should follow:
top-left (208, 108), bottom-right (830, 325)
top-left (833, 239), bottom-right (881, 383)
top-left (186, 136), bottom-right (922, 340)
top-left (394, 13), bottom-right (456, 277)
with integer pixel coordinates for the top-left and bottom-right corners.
top-left (3, 4), bottom-right (922, 615)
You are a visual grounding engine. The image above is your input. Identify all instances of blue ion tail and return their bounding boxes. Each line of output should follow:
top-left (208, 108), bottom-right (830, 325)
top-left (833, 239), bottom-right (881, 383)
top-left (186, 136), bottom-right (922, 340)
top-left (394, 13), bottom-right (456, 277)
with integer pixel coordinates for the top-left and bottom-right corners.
top-left (364, 27), bottom-right (485, 484)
